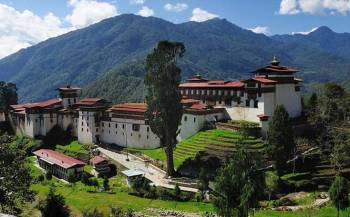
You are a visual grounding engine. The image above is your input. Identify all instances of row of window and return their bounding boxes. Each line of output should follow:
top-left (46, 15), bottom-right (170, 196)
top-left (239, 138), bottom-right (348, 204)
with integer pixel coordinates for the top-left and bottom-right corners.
top-left (80, 127), bottom-right (154, 140)
top-left (181, 89), bottom-right (244, 97)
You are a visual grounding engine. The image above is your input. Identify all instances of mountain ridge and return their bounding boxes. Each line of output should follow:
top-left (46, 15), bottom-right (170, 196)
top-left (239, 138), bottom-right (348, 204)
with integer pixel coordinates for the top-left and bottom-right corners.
top-left (0, 14), bottom-right (349, 102)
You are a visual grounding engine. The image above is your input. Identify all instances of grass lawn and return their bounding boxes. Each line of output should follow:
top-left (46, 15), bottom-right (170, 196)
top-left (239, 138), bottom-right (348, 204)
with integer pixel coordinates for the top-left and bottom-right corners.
top-left (129, 129), bottom-right (263, 168)
top-left (24, 156), bottom-right (213, 216)
top-left (24, 157), bottom-right (345, 217)
top-left (56, 140), bottom-right (90, 161)
top-left (56, 140), bottom-right (89, 155)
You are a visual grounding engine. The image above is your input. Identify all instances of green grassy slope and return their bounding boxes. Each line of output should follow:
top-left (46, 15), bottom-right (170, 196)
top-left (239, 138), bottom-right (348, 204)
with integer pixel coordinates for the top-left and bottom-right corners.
top-left (129, 129), bottom-right (264, 168)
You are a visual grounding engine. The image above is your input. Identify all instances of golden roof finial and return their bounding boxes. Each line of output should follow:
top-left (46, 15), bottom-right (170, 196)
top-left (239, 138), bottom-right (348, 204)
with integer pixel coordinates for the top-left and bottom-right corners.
top-left (271, 55), bottom-right (280, 66)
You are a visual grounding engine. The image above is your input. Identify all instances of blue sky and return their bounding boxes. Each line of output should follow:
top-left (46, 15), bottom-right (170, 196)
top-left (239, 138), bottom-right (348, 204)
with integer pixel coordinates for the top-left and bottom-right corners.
top-left (0, 0), bottom-right (350, 58)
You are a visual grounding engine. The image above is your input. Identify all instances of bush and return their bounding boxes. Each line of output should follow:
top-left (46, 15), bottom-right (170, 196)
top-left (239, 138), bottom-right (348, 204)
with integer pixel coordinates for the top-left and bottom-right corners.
top-left (173, 183), bottom-right (181, 200)
top-left (46, 171), bottom-right (52, 180)
top-left (103, 176), bottom-right (110, 191)
top-left (37, 174), bottom-right (45, 182)
top-left (126, 208), bottom-right (135, 217)
top-left (82, 208), bottom-right (104, 217)
top-left (110, 206), bottom-right (123, 217)
top-left (81, 172), bottom-right (91, 185)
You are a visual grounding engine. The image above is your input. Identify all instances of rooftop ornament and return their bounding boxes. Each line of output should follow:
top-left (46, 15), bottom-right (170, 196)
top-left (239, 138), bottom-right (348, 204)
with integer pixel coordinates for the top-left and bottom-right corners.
top-left (271, 55), bottom-right (280, 66)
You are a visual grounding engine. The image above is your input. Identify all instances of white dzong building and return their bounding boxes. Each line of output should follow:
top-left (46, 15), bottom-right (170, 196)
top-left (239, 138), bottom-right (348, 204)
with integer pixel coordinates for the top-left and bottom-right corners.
top-left (9, 57), bottom-right (302, 147)
top-left (179, 57), bottom-right (302, 133)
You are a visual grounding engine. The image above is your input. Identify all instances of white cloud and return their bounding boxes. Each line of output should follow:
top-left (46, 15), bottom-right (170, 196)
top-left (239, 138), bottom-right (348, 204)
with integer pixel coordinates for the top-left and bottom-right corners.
top-left (137, 6), bottom-right (154, 17)
top-left (65, 0), bottom-right (118, 29)
top-left (0, 4), bottom-right (69, 58)
top-left (130, 0), bottom-right (145, 5)
top-left (164, 3), bottom-right (188, 12)
top-left (249, 26), bottom-right (270, 35)
top-left (279, 0), bottom-right (350, 15)
top-left (292, 27), bottom-right (319, 35)
top-left (279, 0), bottom-right (299, 14)
top-left (190, 8), bottom-right (219, 22)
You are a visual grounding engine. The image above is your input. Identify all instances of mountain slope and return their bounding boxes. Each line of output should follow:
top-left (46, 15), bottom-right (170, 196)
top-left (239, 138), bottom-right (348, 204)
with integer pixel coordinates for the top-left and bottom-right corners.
top-left (272, 26), bottom-right (350, 58)
top-left (0, 14), bottom-right (349, 102)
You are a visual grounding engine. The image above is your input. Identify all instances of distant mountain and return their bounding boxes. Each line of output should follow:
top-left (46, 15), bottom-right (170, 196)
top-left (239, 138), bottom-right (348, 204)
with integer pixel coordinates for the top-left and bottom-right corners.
top-left (0, 14), bottom-right (349, 102)
top-left (272, 26), bottom-right (350, 58)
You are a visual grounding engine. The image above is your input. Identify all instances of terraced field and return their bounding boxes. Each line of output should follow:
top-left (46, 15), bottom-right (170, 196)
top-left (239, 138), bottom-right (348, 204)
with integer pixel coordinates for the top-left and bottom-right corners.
top-left (129, 129), bottom-right (264, 168)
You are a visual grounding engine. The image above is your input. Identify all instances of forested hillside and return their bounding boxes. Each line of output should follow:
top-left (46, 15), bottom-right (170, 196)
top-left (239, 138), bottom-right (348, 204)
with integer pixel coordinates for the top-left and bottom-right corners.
top-left (0, 14), bottom-right (349, 102)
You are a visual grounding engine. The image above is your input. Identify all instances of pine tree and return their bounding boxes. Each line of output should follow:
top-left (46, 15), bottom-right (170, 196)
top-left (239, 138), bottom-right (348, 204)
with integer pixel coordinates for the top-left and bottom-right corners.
top-left (38, 188), bottom-right (70, 217)
top-left (214, 149), bottom-right (265, 217)
top-left (145, 40), bottom-right (185, 176)
top-left (267, 105), bottom-right (295, 178)
top-left (329, 176), bottom-right (349, 217)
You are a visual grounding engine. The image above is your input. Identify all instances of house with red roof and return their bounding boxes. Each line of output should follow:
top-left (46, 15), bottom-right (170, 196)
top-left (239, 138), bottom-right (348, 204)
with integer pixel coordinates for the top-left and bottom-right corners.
top-left (90, 156), bottom-right (110, 177)
top-left (33, 149), bottom-right (85, 181)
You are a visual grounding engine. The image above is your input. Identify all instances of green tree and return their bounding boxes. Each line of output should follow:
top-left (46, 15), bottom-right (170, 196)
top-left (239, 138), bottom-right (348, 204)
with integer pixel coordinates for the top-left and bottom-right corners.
top-left (103, 176), bottom-right (110, 191)
top-left (145, 41), bottom-right (185, 176)
top-left (329, 176), bottom-right (349, 217)
top-left (90, 178), bottom-right (99, 192)
top-left (214, 149), bottom-right (265, 217)
top-left (0, 82), bottom-right (17, 115)
top-left (0, 135), bottom-right (33, 215)
top-left (267, 105), bottom-right (295, 178)
top-left (331, 130), bottom-right (350, 173)
top-left (38, 187), bottom-right (70, 217)
top-left (81, 172), bottom-right (90, 185)
top-left (82, 208), bottom-right (104, 217)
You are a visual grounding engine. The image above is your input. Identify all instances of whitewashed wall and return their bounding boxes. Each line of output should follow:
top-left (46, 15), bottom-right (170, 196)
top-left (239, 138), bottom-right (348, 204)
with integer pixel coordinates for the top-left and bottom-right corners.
top-left (275, 84), bottom-right (302, 118)
top-left (100, 118), bottom-right (160, 149)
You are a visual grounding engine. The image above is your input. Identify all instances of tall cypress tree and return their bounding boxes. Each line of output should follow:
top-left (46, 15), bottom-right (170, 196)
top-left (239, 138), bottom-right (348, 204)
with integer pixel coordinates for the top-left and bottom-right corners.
top-left (267, 105), bottom-right (295, 178)
top-left (145, 41), bottom-right (185, 176)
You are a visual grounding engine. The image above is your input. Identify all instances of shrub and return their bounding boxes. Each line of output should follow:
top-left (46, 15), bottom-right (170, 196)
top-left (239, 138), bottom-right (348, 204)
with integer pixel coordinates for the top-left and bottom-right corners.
top-left (103, 176), bottom-right (110, 191)
top-left (81, 172), bottom-right (91, 185)
top-left (82, 208), bottom-right (104, 217)
top-left (46, 171), bottom-right (52, 180)
top-left (37, 174), bottom-right (45, 182)
top-left (110, 206), bottom-right (123, 217)
top-left (173, 183), bottom-right (181, 200)
top-left (126, 208), bottom-right (135, 217)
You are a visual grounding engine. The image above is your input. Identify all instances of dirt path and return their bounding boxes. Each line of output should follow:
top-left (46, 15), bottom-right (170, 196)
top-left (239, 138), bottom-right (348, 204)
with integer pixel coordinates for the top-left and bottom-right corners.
top-left (98, 147), bottom-right (198, 193)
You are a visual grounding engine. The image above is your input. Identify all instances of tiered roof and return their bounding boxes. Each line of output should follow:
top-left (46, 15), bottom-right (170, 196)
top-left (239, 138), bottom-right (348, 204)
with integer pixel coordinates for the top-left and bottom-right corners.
top-left (253, 56), bottom-right (298, 75)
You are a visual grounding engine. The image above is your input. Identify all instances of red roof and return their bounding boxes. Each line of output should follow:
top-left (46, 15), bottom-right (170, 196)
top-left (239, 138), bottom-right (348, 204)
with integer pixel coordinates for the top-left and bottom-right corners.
top-left (257, 114), bottom-right (269, 121)
top-left (75, 98), bottom-right (108, 107)
top-left (189, 103), bottom-right (208, 110)
top-left (11, 98), bottom-right (62, 110)
top-left (180, 80), bottom-right (244, 88)
top-left (90, 156), bottom-right (108, 165)
top-left (181, 98), bottom-right (200, 106)
top-left (33, 149), bottom-right (85, 169)
top-left (254, 64), bottom-right (298, 74)
top-left (109, 103), bottom-right (147, 113)
top-left (251, 77), bottom-right (277, 84)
